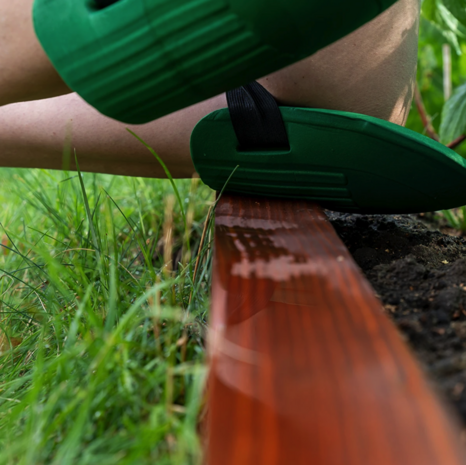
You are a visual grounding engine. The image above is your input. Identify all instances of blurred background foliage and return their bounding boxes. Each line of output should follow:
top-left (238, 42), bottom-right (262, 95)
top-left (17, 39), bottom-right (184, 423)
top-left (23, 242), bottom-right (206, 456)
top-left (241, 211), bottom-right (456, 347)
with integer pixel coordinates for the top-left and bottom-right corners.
top-left (409, 0), bottom-right (466, 149)
top-left (409, 0), bottom-right (466, 229)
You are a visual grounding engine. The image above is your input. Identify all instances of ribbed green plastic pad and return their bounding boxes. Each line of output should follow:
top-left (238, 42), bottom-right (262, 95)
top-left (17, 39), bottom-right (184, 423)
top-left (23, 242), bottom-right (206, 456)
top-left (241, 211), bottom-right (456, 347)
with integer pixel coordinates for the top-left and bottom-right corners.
top-left (190, 107), bottom-right (466, 214)
top-left (33, 0), bottom-right (397, 124)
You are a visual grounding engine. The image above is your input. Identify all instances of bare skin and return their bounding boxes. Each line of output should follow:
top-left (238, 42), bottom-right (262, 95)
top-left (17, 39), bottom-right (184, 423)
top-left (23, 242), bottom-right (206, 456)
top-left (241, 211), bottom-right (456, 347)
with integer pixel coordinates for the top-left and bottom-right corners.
top-left (0, 0), bottom-right (71, 106)
top-left (0, 0), bottom-right (420, 179)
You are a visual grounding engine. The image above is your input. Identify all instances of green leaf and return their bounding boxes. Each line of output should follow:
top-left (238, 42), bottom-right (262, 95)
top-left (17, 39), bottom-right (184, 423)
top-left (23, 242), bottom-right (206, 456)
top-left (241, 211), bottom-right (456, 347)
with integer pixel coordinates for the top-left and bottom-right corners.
top-left (440, 82), bottom-right (466, 142)
top-left (421, 0), bottom-right (466, 53)
top-left (437, 2), bottom-right (466, 39)
top-left (443, 0), bottom-right (466, 28)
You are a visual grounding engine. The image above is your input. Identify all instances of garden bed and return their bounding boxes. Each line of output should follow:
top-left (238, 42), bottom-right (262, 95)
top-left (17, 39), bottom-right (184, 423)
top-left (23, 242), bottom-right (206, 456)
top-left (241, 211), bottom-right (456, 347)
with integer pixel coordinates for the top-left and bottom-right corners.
top-left (329, 211), bottom-right (466, 430)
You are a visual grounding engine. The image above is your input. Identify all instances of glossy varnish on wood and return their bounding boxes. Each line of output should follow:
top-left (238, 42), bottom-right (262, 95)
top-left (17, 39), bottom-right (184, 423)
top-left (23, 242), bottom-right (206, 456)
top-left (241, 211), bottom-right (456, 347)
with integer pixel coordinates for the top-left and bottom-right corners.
top-left (207, 193), bottom-right (466, 465)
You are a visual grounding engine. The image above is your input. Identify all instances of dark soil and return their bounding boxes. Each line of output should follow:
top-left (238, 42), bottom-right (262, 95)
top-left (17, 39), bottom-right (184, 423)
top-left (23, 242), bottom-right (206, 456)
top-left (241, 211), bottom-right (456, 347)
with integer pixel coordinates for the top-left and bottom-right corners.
top-left (328, 212), bottom-right (466, 427)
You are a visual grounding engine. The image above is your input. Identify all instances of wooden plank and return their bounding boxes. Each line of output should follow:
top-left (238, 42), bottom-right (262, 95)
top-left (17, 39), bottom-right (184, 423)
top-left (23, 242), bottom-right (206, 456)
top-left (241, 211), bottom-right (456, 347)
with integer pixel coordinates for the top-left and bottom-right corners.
top-left (207, 193), bottom-right (466, 465)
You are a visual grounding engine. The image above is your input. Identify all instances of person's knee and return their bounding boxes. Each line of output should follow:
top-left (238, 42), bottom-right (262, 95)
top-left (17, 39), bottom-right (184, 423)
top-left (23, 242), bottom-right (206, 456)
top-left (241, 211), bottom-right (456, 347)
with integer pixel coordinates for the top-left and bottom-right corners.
top-left (259, 0), bottom-right (421, 126)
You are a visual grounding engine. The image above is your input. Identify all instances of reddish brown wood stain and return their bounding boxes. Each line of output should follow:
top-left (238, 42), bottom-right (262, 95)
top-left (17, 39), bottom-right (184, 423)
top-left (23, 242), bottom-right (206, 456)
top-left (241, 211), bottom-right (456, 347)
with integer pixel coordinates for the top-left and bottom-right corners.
top-left (207, 194), bottom-right (466, 465)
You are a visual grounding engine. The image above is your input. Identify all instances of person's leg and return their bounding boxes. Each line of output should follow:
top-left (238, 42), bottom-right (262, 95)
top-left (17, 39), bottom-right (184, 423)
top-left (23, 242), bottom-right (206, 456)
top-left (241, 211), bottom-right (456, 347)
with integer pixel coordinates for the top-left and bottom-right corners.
top-left (0, 92), bottom-right (222, 178)
top-left (260, 0), bottom-right (421, 126)
top-left (0, 0), bottom-right (71, 106)
top-left (0, 0), bottom-right (420, 179)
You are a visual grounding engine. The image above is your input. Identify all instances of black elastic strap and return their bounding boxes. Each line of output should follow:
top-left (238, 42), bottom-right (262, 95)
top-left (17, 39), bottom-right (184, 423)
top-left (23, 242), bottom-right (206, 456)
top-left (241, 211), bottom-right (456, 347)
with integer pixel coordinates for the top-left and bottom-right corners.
top-left (226, 82), bottom-right (290, 152)
top-left (95, 0), bottom-right (119, 8)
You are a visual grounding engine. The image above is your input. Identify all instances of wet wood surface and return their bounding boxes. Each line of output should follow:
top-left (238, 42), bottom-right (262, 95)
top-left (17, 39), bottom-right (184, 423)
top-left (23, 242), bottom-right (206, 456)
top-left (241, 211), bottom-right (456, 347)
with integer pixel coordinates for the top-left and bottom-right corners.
top-left (207, 193), bottom-right (466, 465)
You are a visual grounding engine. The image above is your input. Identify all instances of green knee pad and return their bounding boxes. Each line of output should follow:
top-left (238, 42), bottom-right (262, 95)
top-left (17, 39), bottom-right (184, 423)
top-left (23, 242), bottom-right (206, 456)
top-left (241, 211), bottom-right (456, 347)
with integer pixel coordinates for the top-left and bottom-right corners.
top-left (190, 107), bottom-right (466, 214)
top-left (33, 0), bottom-right (397, 124)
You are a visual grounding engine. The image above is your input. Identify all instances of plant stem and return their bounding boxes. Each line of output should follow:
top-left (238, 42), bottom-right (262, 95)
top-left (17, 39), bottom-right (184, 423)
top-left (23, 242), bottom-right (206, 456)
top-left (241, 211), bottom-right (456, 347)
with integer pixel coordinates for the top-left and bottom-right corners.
top-left (448, 135), bottom-right (466, 150)
top-left (443, 44), bottom-right (452, 102)
top-left (414, 84), bottom-right (440, 141)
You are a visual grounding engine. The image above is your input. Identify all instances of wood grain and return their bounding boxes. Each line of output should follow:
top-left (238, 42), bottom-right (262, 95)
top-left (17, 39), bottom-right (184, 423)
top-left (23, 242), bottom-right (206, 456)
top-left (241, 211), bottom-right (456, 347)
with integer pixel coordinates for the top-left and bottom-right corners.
top-left (207, 193), bottom-right (466, 465)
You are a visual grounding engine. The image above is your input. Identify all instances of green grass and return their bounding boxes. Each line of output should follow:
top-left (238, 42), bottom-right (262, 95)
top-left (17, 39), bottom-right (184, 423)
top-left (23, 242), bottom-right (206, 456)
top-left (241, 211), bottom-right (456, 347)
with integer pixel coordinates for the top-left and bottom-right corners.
top-left (0, 167), bottom-right (214, 464)
top-left (440, 207), bottom-right (466, 232)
